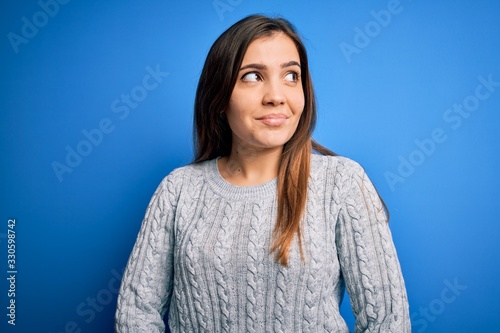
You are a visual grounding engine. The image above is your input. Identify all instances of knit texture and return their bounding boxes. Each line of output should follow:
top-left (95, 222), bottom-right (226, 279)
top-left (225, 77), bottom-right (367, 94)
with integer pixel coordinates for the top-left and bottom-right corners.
top-left (115, 155), bottom-right (410, 333)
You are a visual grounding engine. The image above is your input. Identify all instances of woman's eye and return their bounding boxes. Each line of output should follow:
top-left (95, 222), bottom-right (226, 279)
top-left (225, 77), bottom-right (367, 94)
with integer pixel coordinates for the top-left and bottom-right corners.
top-left (241, 72), bottom-right (260, 82)
top-left (285, 72), bottom-right (300, 83)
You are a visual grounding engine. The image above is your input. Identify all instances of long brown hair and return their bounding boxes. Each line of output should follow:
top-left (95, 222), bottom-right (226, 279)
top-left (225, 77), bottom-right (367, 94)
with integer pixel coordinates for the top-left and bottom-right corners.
top-left (193, 14), bottom-right (335, 266)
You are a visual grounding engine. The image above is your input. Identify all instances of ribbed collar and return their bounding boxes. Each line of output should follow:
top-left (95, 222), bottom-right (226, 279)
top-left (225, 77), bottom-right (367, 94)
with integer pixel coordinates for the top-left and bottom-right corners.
top-left (204, 158), bottom-right (277, 201)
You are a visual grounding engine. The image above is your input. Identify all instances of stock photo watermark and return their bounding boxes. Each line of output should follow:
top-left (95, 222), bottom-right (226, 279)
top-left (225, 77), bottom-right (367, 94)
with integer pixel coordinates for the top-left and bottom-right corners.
top-left (213, 0), bottom-right (244, 21)
top-left (411, 277), bottom-right (467, 332)
top-left (5, 219), bottom-right (17, 326)
top-left (49, 268), bottom-right (124, 333)
top-left (385, 73), bottom-right (500, 192)
top-left (51, 64), bottom-right (169, 183)
top-left (339, 0), bottom-right (407, 64)
top-left (7, 0), bottom-right (71, 54)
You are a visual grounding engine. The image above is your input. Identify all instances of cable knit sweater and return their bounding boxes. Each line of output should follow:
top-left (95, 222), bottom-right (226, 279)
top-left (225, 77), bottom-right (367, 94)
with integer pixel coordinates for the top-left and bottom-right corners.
top-left (115, 154), bottom-right (410, 333)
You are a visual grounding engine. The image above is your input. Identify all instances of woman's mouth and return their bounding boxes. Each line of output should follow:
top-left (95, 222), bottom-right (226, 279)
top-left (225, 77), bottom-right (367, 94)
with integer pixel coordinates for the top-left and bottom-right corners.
top-left (256, 113), bottom-right (289, 126)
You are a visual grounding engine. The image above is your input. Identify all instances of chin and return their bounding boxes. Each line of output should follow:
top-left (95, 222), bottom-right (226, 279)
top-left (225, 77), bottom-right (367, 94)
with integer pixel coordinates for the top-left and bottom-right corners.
top-left (257, 136), bottom-right (294, 149)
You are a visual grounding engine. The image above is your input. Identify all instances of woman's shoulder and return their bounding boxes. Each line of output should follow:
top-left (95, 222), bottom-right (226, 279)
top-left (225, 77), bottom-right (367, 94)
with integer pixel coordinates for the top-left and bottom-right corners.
top-left (156, 159), bottom-right (214, 193)
top-left (168, 159), bottom-right (211, 178)
top-left (309, 154), bottom-right (373, 200)
top-left (311, 153), bottom-right (365, 177)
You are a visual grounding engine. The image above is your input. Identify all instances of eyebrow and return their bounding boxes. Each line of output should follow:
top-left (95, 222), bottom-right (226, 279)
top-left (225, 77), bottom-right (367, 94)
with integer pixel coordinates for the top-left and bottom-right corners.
top-left (239, 61), bottom-right (301, 71)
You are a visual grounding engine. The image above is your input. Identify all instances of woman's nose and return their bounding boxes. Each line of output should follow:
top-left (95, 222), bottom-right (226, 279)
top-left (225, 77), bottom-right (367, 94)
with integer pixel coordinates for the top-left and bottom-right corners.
top-left (262, 79), bottom-right (286, 106)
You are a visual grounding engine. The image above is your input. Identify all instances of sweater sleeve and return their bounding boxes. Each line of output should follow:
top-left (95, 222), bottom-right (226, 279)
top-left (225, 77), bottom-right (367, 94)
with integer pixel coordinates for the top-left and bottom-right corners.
top-left (335, 161), bottom-right (410, 333)
top-left (115, 174), bottom-right (179, 333)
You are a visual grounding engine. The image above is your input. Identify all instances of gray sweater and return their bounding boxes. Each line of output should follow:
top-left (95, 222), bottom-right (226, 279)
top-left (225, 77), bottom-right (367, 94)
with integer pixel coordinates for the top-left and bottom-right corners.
top-left (115, 155), bottom-right (410, 332)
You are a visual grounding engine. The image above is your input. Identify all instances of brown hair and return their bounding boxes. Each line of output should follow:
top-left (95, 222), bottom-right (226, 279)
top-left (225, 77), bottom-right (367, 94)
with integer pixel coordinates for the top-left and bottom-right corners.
top-left (194, 14), bottom-right (335, 266)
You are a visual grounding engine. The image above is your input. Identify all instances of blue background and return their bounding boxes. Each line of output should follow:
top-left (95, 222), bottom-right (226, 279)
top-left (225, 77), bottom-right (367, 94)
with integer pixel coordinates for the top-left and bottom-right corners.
top-left (1, 1), bottom-right (499, 332)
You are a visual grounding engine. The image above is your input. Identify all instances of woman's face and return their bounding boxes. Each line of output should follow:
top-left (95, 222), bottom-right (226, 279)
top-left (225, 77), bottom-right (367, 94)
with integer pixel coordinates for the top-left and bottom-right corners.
top-left (225, 32), bottom-right (305, 154)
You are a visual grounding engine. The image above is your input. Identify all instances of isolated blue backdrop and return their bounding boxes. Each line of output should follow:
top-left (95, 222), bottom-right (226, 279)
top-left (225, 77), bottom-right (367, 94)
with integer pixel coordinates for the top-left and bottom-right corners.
top-left (1, 1), bottom-right (499, 332)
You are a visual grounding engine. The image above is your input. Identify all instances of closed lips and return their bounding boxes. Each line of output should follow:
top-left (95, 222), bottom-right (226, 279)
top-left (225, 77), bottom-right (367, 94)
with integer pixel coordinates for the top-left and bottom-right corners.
top-left (256, 113), bottom-right (289, 126)
top-left (256, 113), bottom-right (288, 120)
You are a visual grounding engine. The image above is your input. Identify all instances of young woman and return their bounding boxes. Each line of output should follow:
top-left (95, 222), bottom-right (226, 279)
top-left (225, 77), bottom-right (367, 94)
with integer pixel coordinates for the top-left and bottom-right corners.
top-left (115, 14), bottom-right (410, 333)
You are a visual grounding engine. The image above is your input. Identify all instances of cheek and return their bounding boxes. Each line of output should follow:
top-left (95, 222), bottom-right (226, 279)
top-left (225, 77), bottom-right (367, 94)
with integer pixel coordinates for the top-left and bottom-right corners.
top-left (287, 86), bottom-right (305, 114)
top-left (227, 93), bottom-right (257, 123)
top-left (290, 94), bottom-right (305, 117)
top-left (225, 103), bottom-right (250, 137)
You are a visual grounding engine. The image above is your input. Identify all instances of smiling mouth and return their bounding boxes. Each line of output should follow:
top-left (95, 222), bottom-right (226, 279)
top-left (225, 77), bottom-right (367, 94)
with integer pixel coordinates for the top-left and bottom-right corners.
top-left (256, 113), bottom-right (289, 126)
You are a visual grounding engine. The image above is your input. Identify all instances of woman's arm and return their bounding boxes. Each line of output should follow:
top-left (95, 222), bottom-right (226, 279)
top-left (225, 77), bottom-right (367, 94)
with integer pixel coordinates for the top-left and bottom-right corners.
top-left (115, 175), bottom-right (178, 333)
top-left (336, 161), bottom-right (410, 333)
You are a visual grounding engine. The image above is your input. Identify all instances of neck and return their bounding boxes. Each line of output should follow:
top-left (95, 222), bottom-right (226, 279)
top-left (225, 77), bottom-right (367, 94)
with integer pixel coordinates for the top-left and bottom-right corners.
top-left (218, 145), bottom-right (283, 186)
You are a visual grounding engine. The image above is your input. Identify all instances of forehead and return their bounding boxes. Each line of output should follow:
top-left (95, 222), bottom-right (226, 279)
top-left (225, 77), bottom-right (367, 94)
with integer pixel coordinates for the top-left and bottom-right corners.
top-left (241, 33), bottom-right (300, 64)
